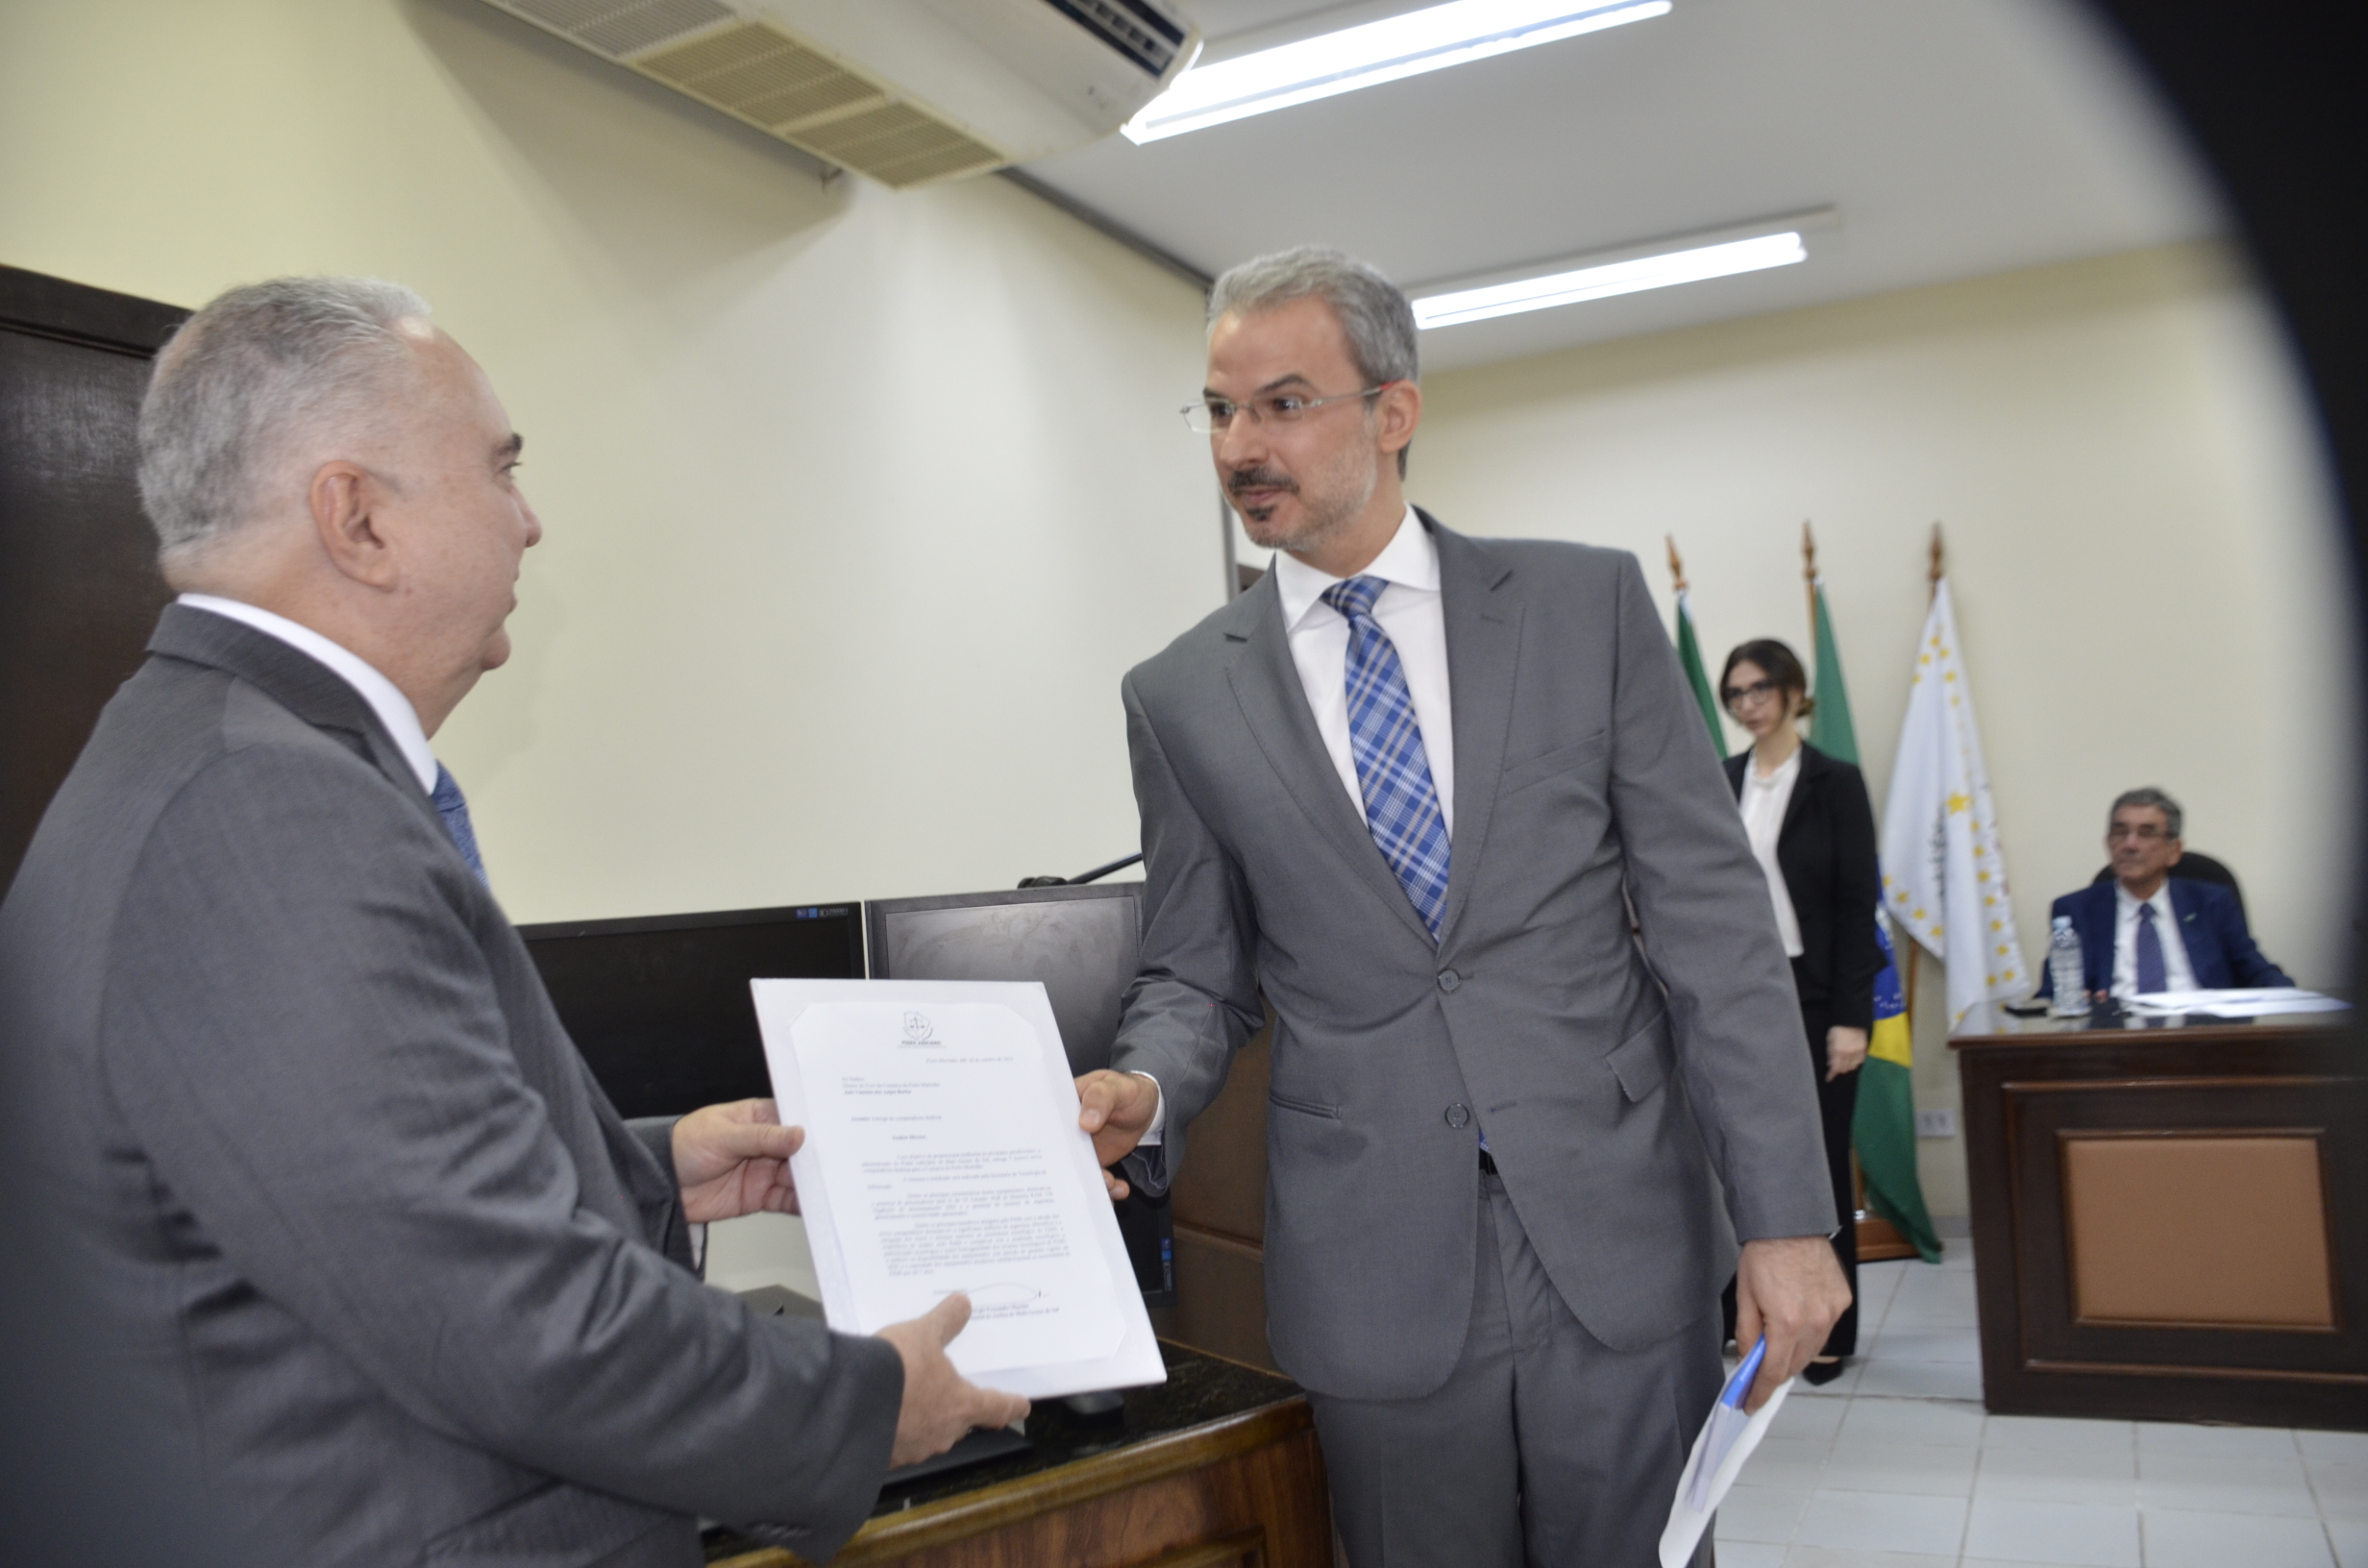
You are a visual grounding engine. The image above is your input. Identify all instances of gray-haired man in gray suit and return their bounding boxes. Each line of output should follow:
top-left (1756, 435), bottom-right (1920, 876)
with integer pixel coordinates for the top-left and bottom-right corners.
top-left (1075, 250), bottom-right (1849, 1566)
top-left (0, 279), bottom-right (1024, 1567)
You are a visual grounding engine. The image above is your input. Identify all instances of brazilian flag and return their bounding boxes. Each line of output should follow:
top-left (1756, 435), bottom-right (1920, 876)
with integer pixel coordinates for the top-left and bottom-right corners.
top-left (1810, 576), bottom-right (1941, 1262)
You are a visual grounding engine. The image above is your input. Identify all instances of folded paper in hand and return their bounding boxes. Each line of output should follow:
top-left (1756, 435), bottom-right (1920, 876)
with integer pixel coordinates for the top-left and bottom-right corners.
top-left (752, 978), bottom-right (1166, 1401)
top-left (1661, 1339), bottom-right (1789, 1567)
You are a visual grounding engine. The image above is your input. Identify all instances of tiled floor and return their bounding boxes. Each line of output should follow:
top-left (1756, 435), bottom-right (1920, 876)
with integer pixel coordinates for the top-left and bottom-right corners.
top-left (1714, 1244), bottom-right (2368, 1568)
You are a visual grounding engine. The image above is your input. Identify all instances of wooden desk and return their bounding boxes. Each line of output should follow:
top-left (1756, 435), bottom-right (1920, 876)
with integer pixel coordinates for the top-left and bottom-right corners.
top-left (703, 1344), bottom-right (1330, 1568)
top-left (1953, 1017), bottom-right (2368, 1429)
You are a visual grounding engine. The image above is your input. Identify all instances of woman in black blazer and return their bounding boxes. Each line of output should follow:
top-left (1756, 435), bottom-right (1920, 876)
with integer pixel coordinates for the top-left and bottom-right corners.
top-left (1719, 639), bottom-right (1883, 1382)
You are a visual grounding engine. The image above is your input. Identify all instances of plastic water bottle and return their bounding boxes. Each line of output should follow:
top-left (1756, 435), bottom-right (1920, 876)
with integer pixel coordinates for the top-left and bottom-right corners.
top-left (2049, 916), bottom-right (2090, 1017)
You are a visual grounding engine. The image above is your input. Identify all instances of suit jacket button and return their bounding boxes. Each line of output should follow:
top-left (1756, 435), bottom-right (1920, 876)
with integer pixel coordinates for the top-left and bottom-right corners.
top-left (1437, 968), bottom-right (1461, 992)
top-left (1445, 1103), bottom-right (1470, 1129)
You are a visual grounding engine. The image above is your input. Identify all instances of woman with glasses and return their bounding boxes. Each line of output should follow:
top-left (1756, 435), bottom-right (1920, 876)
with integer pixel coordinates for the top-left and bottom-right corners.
top-left (1717, 639), bottom-right (1882, 1384)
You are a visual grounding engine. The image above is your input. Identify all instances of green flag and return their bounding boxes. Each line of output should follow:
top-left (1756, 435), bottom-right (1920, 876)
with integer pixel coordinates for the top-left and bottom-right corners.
top-left (1808, 575), bottom-right (1859, 767)
top-left (1673, 589), bottom-right (1725, 753)
top-left (1813, 573), bottom-right (1942, 1262)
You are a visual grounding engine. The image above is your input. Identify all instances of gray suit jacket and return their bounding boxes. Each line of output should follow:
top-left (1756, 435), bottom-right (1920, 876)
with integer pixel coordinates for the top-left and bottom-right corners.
top-left (1111, 515), bottom-right (1835, 1401)
top-left (0, 606), bottom-right (901, 1566)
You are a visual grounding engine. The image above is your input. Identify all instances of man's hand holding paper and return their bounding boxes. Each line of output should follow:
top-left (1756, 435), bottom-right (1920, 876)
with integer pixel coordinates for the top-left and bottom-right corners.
top-left (1074, 1067), bottom-right (1160, 1199)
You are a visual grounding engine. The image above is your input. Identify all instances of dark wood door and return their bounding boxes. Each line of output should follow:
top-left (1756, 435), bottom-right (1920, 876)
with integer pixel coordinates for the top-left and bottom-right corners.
top-left (0, 265), bottom-right (188, 890)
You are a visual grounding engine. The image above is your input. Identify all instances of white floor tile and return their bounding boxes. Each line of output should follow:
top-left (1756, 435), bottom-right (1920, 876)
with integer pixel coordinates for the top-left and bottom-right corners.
top-left (1838, 1397), bottom-right (1986, 1449)
top-left (1772, 1396), bottom-right (1849, 1443)
top-left (2300, 1432), bottom-right (2368, 1466)
top-left (2140, 1507), bottom-right (2334, 1568)
top-left (1866, 1325), bottom-right (1985, 1366)
top-left (1714, 1541), bottom-right (1788, 1568)
top-left (1779, 1549), bottom-right (1958, 1567)
top-left (1792, 1489), bottom-right (1968, 1556)
top-left (2328, 1517), bottom-right (2368, 1568)
top-left (1791, 1359), bottom-right (1868, 1399)
top-left (2308, 1464), bottom-right (2368, 1522)
top-left (1975, 1445), bottom-right (2137, 1506)
top-left (1854, 1360), bottom-right (1986, 1403)
top-left (2139, 1452), bottom-right (2318, 1517)
top-left (1822, 1439), bottom-right (1980, 1498)
top-left (1718, 1484), bottom-right (1813, 1545)
top-left (1982, 1415), bottom-right (2135, 1457)
top-left (1879, 1298), bottom-right (1985, 1331)
top-left (1746, 1435), bottom-right (1838, 1491)
top-left (1961, 1497), bottom-right (2141, 1566)
top-left (2136, 1421), bottom-right (2303, 1462)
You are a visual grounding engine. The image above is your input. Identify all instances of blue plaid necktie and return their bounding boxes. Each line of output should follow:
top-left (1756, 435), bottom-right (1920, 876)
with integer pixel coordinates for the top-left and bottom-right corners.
top-left (1322, 576), bottom-right (1451, 940)
top-left (431, 764), bottom-right (488, 884)
top-left (2134, 900), bottom-right (2166, 993)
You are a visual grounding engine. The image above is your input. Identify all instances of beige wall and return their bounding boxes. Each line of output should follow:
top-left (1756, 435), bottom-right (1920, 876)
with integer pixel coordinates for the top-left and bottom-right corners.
top-left (0, 0), bottom-right (1217, 925)
top-left (1408, 242), bottom-right (2354, 1214)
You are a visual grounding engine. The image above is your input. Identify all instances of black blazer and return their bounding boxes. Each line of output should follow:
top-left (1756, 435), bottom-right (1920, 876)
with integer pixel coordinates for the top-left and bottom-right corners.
top-left (1724, 744), bottom-right (1884, 1032)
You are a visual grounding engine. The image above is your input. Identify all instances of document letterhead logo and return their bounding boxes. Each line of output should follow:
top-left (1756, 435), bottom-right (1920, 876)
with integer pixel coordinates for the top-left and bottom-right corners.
top-left (900, 1010), bottom-right (936, 1044)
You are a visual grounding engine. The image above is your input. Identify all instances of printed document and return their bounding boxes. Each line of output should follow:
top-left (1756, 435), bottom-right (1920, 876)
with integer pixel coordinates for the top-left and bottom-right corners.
top-left (752, 978), bottom-right (1165, 1400)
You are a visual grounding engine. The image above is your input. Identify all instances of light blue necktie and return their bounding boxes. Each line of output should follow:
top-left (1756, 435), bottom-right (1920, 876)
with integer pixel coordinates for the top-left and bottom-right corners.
top-left (431, 764), bottom-right (488, 884)
top-left (1322, 576), bottom-right (1451, 940)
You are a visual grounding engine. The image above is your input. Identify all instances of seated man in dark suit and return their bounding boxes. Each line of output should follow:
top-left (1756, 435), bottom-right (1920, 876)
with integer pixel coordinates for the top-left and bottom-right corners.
top-left (2043, 788), bottom-right (2291, 1002)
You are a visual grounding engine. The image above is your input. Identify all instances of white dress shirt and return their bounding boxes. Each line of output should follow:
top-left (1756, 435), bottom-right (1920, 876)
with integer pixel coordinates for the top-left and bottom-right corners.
top-left (176, 594), bottom-right (440, 796)
top-left (2111, 882), bottom-right (2198, 999)
top-left (1139, 506), bottom-right (1453, 1144)
top-left (1739, 747), bottom-right (1806, 959)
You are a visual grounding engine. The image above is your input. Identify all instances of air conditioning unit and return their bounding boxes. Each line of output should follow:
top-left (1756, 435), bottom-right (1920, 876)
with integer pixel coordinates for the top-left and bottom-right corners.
top-left (481, 0), bottom-right (1201, 189)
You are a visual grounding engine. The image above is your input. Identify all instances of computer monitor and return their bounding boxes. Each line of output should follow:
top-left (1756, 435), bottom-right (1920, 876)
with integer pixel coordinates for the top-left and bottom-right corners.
top-left (864, 883), bottom-right (1146, 1076)
top-left (517, 904), bottom-right (863, 1120)
top-left (865, 882), bottom-right (1172, 1305)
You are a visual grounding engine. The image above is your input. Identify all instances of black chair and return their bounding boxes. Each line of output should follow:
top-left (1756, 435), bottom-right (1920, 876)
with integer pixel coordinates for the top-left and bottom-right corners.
top-left (2090, 850), bottom-right (2246, 923)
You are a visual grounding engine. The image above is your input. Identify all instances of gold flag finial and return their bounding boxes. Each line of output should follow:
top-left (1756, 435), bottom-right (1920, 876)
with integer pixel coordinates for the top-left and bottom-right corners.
top-left (1665, 533), bottom-right (1689, 595)
top-left (1928, 522), bottom-right (1946, 603)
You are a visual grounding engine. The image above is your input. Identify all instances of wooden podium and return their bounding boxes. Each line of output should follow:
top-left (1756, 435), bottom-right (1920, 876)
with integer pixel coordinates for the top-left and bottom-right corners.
top-left (703, 1344), bottom-right (1330, 1568)
top-left (1952, 1015), bottom-right (2368, 1429)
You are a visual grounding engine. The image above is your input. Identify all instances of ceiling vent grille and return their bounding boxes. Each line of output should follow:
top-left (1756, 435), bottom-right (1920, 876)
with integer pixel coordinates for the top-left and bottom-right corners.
top-left (481, 0), bottom-right (1195, 188)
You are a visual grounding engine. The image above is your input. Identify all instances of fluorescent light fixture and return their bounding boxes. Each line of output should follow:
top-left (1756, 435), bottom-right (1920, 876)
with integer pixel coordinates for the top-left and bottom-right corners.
top-left (1122, 0), bottom-right (1669, 144)
top-left (1413, 227), bottom-right (1816, 330)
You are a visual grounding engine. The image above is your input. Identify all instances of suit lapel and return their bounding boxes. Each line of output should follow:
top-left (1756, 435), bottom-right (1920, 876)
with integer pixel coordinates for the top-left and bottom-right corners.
top-left (1780, 747), bottom-right (1822, 842)
top-left (1223, 570), bottom-right (1436, 945)
top-left (1427, 515), bottom-right (1521, 946)
top-left (2166, 879), bottom-right (2218, 982)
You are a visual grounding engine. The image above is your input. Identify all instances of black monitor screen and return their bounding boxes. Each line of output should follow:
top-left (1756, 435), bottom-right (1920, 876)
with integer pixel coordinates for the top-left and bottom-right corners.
top-left (518, 904), bottom-right (863, 1120)
top-left (864, 884), bottom-right (1145, 1076)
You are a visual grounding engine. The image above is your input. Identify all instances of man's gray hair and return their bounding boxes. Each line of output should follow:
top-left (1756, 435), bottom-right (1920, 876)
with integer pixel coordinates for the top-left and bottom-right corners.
top-left (2111, 787), bottom-right (2183, 839)
top-left (138, 277), bottom-right (432, 571)
top-left (1208, 247), bottom-right (1418, 476)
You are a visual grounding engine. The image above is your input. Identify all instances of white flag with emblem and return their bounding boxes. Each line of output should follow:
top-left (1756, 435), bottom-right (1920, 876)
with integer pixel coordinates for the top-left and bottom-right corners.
top-left (1881, 578), bottom-right (2027, 1033)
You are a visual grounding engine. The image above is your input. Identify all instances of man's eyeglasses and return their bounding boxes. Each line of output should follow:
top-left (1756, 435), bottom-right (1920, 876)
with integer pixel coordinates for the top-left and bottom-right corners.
top-left (2108, 823), bottom-right (2173, 843)
top-left (1181, 384), bottom-right (1393, 434)
top-left (1721, 679), bottom-right (1783, 709)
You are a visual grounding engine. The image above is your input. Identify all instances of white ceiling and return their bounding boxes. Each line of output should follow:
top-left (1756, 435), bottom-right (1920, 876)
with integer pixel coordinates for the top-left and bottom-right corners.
top-left (1019, 0), bottom-right (2224, 371)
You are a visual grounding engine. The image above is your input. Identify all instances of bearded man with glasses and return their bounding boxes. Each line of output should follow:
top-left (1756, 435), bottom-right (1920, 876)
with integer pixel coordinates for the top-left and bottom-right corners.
top-left (1071, 246), bottom-right (1844, 1567)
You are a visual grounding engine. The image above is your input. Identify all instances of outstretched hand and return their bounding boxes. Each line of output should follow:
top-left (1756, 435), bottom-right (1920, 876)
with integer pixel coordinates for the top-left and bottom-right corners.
top-left (1733, 1235), bottom-right (1852, 1410)
top-left (1073, 1069), bottom-right (1160, 1199)
top-left (673, 1099), bottom-right (802, 1223)
top-left (877, 1295), bottom-right (1032, 1466)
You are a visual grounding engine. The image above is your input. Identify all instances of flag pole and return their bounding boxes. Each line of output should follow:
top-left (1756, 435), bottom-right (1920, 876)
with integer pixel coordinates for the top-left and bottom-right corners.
top-left (1903, 522), bottom-right (1945, 1033)
top-left (1666, 533), bottom-right (1688, 594)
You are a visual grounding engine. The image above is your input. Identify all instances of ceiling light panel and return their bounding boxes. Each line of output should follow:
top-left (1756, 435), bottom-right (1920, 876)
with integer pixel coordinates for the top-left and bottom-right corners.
top-left (1411, 211), bottom-right (1837, 329)
top-left (1123, 0), bottom-right (1669, 143)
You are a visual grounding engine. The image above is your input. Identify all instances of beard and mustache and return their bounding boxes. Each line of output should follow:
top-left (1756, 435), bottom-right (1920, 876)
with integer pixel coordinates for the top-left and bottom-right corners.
top-left (1226, 446), bottom-right (1380, 556)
